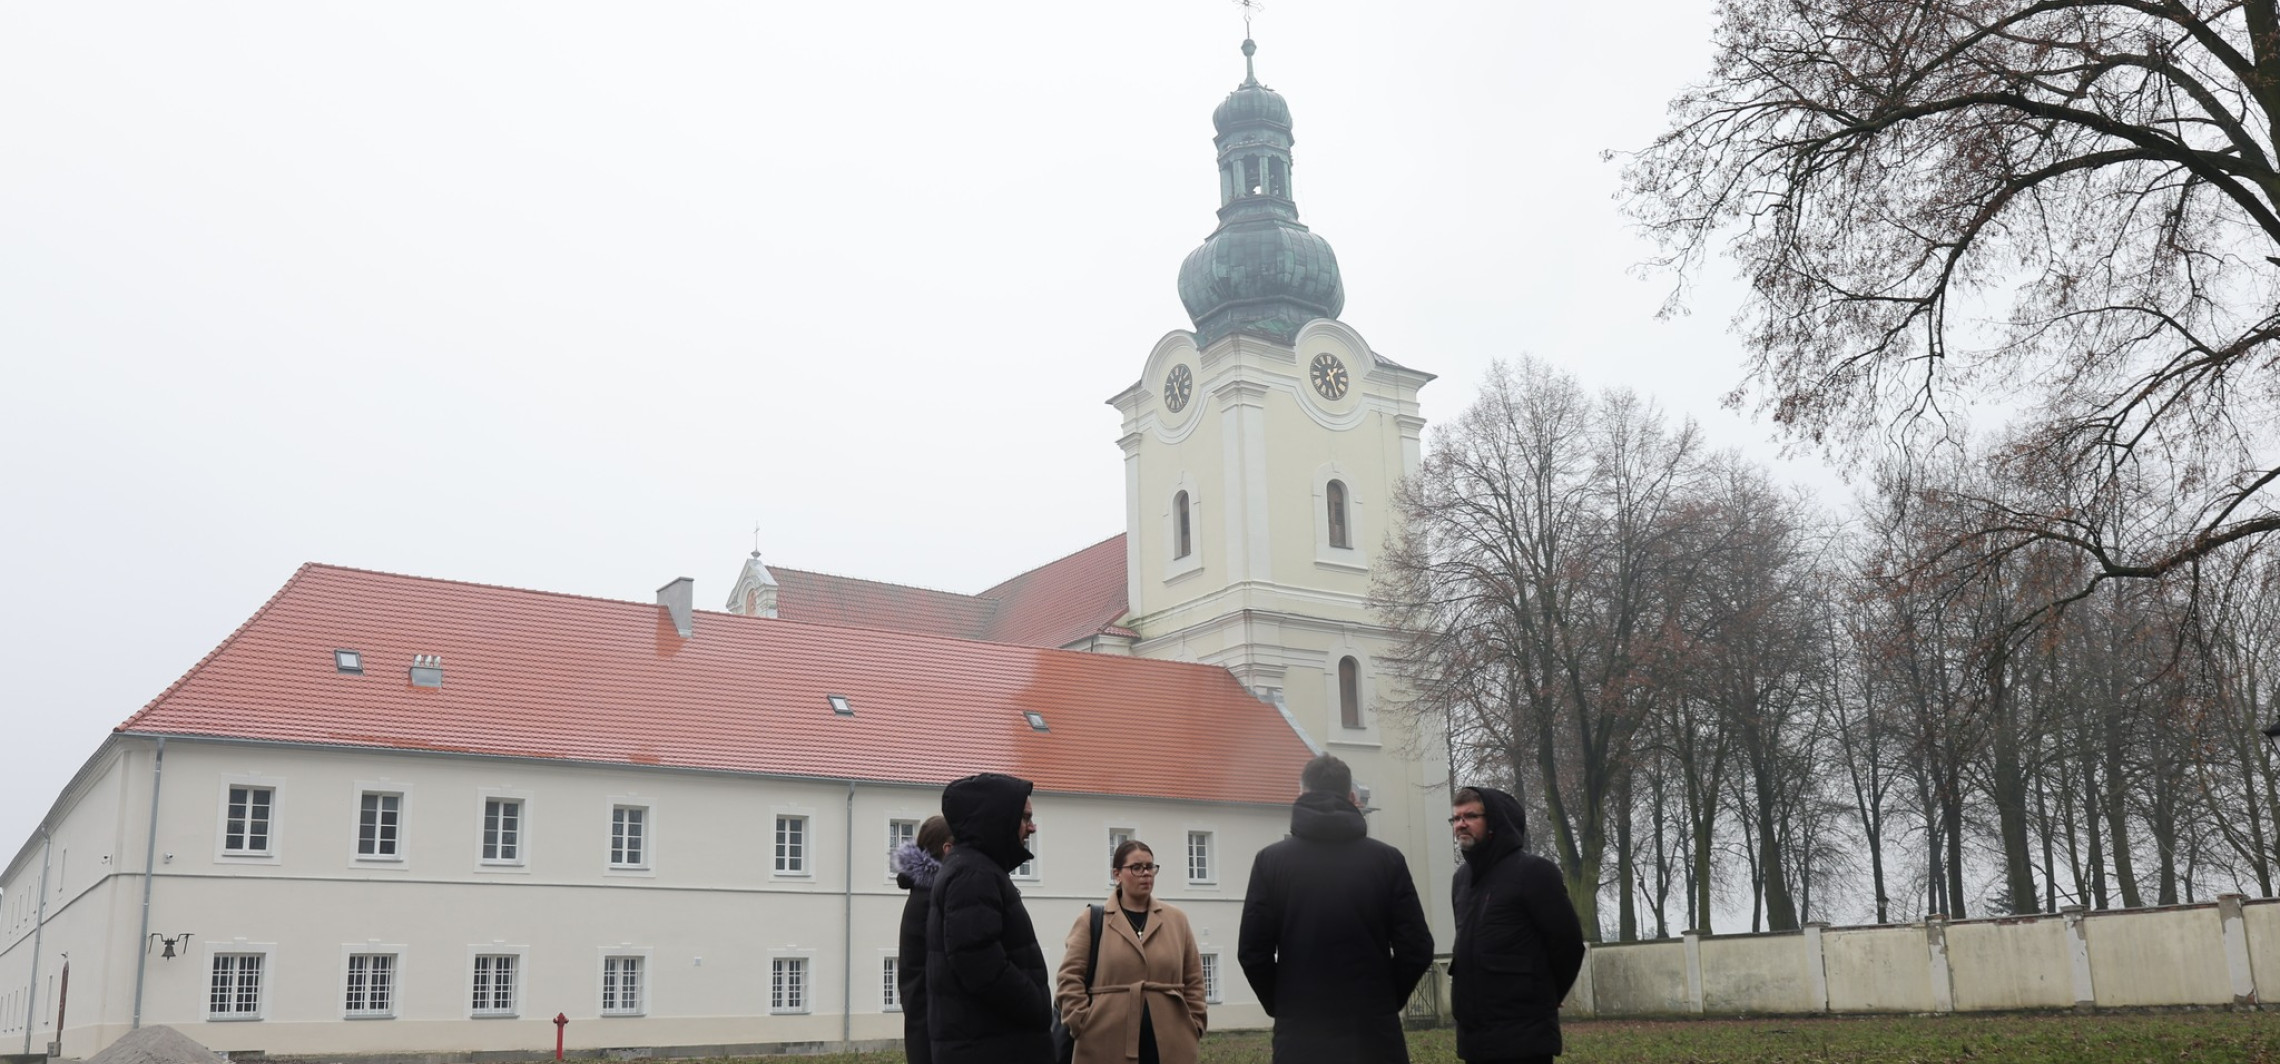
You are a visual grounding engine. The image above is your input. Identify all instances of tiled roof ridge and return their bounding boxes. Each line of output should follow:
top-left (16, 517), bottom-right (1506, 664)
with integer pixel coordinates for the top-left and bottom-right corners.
top-left (975, 533), bottom-right (1124, 600)
top-left (772, 565), bottom-right (1005, 607)
top-left (117, 562), bottom-right (321, 732)
top-left (293, 560), bottom-right (693, 611)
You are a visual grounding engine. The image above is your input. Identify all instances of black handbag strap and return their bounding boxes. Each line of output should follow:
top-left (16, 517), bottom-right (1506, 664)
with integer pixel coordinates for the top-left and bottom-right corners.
top-left (1082, 904), bottom-right (1104, 997)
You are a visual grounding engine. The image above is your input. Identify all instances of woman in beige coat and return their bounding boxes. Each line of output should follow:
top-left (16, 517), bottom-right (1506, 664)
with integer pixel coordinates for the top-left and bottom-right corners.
top-left (1055, 840), bottom-right (1208, 1064)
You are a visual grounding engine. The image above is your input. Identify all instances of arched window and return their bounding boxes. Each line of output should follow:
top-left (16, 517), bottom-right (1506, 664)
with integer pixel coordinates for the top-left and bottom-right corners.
top-left (1339, 656), bottom-right (1361, 729)
top-left (1173, 491), bottom-right (1192, 560)
top-left (1326, 480), bottom-right (1350, 549)
top-left (1268, 157), bottom-right (1288, 198)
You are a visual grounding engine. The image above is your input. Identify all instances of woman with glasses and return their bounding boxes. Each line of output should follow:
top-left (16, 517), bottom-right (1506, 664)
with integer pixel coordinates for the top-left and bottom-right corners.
top-left (1054, 840), bottom-right (1209, 1064)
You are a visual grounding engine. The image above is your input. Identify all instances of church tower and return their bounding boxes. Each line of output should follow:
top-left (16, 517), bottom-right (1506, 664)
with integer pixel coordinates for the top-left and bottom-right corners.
top-left (1112, 38), bottom-right (1447, 917)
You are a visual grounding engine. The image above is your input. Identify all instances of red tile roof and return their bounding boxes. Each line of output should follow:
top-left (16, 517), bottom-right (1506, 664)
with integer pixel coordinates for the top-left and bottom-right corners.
top-left (770, 569), bottom-right (1000, 642)
top-left (118, 563), bottom-right (1307, 805)
top-left (773, 535), bottom-right (1130, 649)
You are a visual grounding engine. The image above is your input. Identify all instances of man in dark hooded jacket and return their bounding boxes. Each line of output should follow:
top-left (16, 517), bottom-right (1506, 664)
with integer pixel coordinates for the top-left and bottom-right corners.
top-left (1448, 785), bottom-right (1586, 1063)
top-left (1238, 754), bottom-right (1434, 1063)
top-left (927, 772), bottom-right (1053, 1064)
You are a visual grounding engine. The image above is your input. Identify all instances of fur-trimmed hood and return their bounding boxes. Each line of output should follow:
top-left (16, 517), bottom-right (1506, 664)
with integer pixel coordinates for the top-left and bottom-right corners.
top-left (893, 840), bottom-right (942, 890)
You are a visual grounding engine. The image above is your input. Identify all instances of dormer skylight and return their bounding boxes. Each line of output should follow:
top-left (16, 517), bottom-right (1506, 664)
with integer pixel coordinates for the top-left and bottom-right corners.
top-left (334, 649), bottom-right (363, 674)
top-left (1023, 711), bottom-right (1049, 732)
top-left (827, 694), bottom-right (853, 716)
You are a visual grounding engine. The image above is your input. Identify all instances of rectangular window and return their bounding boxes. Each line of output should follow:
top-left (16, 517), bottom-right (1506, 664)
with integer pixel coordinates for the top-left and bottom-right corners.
top-left (484, 799), bottom-right (522, 862)
top-left (225, 786), bottom-right (274, 854)
top-left (209, 954), bottom-right (263, 1018)
top-left (1201, 953), bottom-right (1222, 1003)
top-left (770, 957), bottom-right (808, 1013)
top-left (882, 956), bottom-right (900, 1011)
top-left (471, 954), bottom-right (518, 1016)
top-left (1014, 832), bottom-right (1037, 879)
top-left (775, 815), bottom-right (808, 874)
top-left (1187, 831), bottom-right (1213, 883)
top-left (345, 953), bottom-right (396, 1017)
top-left (887, 818), bottom-right (918, 864)
top-left (1109, 828), bottom-right (1133, 859)
top-left (601, 956), bottom-right (643, 1015)
top-left (358, 792), bottom-right (402, 858)
top-left (611, 806), bottom-right (647, 867)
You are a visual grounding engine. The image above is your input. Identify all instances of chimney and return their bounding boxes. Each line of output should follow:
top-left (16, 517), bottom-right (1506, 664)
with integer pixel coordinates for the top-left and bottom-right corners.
top-left (657, 577), bottom-right (695, 638)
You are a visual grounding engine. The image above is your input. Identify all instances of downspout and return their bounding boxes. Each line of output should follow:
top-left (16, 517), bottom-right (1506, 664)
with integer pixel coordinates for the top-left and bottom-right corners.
top-left (841, 780), bottom-right (855, 1048)
top-left (131, 738), bottom-right (165, 1029)
top-left (22, 830), bottom-right (51, 1056)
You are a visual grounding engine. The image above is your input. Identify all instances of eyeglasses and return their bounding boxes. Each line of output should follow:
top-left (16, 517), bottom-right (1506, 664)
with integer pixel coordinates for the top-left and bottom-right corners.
top-left (1447, 812), bottom-right (1486, 824)
top-left (1119, 863), bottom-right (1161, 875)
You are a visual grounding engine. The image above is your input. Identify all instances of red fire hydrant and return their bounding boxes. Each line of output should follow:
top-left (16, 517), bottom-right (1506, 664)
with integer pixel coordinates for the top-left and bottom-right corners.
top-left (553, 1013), bottom-right (568, 1061)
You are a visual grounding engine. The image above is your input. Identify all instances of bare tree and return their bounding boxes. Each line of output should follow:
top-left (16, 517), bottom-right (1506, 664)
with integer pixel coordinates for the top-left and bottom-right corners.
top-left (1377, 358), bottom-right (1703, 940)
top-left (1624, 0), bottom-right (2280, 597)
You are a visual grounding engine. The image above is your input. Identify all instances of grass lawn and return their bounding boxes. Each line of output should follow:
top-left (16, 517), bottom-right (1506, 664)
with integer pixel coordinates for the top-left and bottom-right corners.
top-left (748, 1010), bottom-right (2280, 1063)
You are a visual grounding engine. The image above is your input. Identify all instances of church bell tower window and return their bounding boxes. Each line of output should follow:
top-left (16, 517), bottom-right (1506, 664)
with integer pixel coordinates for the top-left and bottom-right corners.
top-left (1173, 491), bottom-right (1193, 559)
top-left (1326, 480), bottom-right (1351, 549)
top-left (1339, 656), bottom-right (1362, 729)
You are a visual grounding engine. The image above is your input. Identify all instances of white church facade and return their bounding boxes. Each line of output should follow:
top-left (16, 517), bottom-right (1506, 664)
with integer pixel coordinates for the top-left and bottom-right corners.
top-left (0, 38), bottom-right (1451, 1060)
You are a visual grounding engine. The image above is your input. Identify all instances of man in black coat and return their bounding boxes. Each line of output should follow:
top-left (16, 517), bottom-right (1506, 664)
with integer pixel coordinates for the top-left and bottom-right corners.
top-left (1448, 786), bottom-right (1586, 1064)
top-left (927, 772), bottom-right (1053, 1064)
top-left (1238, 754), bottom-right (1435, 1063)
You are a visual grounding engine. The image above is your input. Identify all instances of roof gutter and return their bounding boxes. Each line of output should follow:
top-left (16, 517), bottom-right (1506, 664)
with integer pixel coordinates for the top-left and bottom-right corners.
top-left (22, 829), bottom-right (51, 1056)
top-left (113, 731), bottom-right (1306, 807)
top-left (130, 737), bottom-right (165, 1029)
top-left (841, 779), bottom-right (855, 1049)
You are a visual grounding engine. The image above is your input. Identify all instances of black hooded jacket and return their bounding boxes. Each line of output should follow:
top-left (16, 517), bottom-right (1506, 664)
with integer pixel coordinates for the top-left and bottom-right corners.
top-left (926, 773), bottom-right (1053, 1064)
top-left (894, 841), bottom-right (943, 1064)
top-left (1238, 789), bottom-right (1435, 1064)
top-left (1450, 786), bottom-right (1587, 1060)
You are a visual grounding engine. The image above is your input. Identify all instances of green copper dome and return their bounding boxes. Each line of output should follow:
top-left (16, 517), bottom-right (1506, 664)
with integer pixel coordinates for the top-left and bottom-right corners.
top-left (1177, 39), bottom-right (1344, 345)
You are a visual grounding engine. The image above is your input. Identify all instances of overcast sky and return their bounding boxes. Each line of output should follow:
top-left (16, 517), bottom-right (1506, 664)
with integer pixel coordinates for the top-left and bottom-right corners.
top-left (0, 2), bottom-right (1845, 881)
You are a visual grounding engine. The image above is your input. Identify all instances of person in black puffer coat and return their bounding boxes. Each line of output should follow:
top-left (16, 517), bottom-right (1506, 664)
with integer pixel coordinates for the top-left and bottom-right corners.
top-left (1448, 785), bottom-right (1586, 1064)
top-left (927, 772), bottom-right (1052, 1064)
top-left (1238, 754), bottom-right (1434, 1064)
top-left (895, 815), bottom-right (953, 1064)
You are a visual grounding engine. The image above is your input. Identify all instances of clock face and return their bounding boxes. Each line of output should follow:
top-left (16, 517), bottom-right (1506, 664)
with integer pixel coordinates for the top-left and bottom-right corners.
top-left (1309, 353), bottom-right (1350, 400)
top-left (1163, 364), bottom-right (1193, 413)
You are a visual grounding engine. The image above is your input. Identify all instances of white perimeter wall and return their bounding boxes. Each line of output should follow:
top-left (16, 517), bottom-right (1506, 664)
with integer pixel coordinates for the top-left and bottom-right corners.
top-left (1548, 897), bottom-right (2280, 1019)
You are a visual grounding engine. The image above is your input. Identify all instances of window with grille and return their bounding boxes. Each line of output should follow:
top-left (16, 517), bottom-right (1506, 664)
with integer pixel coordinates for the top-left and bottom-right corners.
top-left (1201, 953), bottom-right (1222, 1003)
top-left (1187, 831), bottom-right (1214, 883)
top-left (881, 957), bottom-right (900, 1011)
top-left (209, 953), bottom-right (263, 1018)
top-left (887, 819), bottom-right (917, 865)
top-left (484, 799), bottom-right (522, 862)
top-left (611, 806), bottom-right (647, 868)
top-left (345, 953), bottom-right (395, 1017)
top-left (601, 955), bottom-right (643, 1015)
top-left (224, 786), bottom-right (274, 854)
top-left (358, 792), bottom-right (402, 858)
top-left (770, 957), bottom-right (808, 1013)
top-left (775, 816), bottom-right (808, 874)
top-left (1014, 831), bottom-right (1037, 879)
top-left (471, 954), bottom-right (518, 1016)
